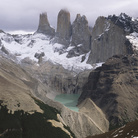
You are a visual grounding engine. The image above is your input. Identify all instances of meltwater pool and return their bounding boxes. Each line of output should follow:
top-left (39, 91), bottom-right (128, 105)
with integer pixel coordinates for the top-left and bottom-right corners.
top-left (54, 94), bottom-right (80, 112)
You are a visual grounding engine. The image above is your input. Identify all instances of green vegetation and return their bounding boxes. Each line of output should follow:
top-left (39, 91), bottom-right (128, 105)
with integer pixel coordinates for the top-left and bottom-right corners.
top-left (0, 99), bottom-right (75, 138)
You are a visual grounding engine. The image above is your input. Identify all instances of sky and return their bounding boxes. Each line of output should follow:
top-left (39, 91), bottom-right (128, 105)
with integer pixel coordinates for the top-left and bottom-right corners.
top-left (0, 0), bottom-right (138, 34)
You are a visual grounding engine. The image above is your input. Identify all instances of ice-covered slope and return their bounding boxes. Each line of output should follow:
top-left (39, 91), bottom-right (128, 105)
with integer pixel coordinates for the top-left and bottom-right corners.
top-left (126, 32), bottom-right (138, 51)
top-left (0, 32), bottom-right (97, 72)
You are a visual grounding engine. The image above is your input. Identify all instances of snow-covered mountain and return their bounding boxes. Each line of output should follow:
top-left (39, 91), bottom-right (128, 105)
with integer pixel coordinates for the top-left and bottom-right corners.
top-left (0, 30), bottom-right (105, 74)
top-left (0, 10), bottom-right (138, 138)
top-left (0, 12), bottom-right (138, 73)
top-left (0, 32), bottom-right (94, 71)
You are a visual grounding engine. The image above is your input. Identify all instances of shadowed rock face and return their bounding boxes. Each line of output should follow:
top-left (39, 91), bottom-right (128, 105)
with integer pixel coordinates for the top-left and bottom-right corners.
top-left (35, 10), bottom-right (92, 57)
top-left (21, 60), bottom-right (91, 95)
top-left (87, 120), bottom-right (138, 138)
top-left (79, 54), bottom-right (138, 129)
top-left (67, 14), bottom-right (91, 57)
top-left (20, 60), bottom-right (108, 138)
top-left (0, 55), bottom-right (77, 138)
top-left (55, 9), bottom-right (72, 45)
top-left (71, 14), bottom-right (91, 50)
top-left (37, 13), bottom-right (55, 37)
top-left (108, 13), bottom-right (138, 34)
top-left (87, 16), bottom-right (133, 64)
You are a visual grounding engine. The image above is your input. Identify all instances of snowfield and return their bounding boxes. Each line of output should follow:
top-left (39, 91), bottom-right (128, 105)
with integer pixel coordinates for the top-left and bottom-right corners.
top-left (0, 32), bottom-right (103, 72)
top-left (1, 31), bottom-right (138, 72)
top-left (126, 32), bottom-right (138, 50)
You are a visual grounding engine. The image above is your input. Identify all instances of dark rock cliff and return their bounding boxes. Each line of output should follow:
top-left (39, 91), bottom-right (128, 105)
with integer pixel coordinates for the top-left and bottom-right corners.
top-left (67, 14), bottom-right (91, 57)
top-left (87, 120), bottom-right (138, 138)
top-left (87, 15), bottom-right (134, 64)
top-left (107, 13), bottom-right (138, 34)
top-left (21, 60), bottom-right (91, 95)
top-left (54, 9), bottom-right (72, 46)
top-left (79, 54), bottom-right (138, 129)
top-left (35, 12), bottom-right (137, 63)
top-left (37, 10), bottom-right (92, 57)
top-left (36, 12), bottom-right (55, 37)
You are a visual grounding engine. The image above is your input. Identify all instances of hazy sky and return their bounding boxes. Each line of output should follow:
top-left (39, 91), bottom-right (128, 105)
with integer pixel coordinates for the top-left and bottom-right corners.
top-left (0, 0), bottom-right (138, 33)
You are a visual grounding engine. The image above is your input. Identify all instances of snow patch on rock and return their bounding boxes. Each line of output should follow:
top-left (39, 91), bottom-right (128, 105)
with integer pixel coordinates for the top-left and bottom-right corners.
top-left (0, 33), bottom-right (98, 72)
top-left (126, 32), bottom-right (138, 50)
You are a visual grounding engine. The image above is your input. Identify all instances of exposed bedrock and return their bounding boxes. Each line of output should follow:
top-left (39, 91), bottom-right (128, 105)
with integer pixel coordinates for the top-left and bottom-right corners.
top-left (37, 12), bottom-right (55, 37)
top-left (21, 60), bottom-right (91, 95)
top-left (54, 9), bottom-right (72, 46)
top-left (35, 90), bottom-right (109, 138)
top-left (67, 14), bottom-right (91, 58)
top-left (79, 54), bottom-right (138, 129)
top-left (87, 16), bottom-right (133, 64)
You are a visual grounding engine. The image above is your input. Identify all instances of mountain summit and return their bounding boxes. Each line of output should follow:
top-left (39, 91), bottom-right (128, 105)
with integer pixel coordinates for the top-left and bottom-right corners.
top-left (36, 11), bottom-right (138, 65)
top-left (37, 12), bottom-right (55, 37)
top-left (0, 10), bottom-right (138, 138)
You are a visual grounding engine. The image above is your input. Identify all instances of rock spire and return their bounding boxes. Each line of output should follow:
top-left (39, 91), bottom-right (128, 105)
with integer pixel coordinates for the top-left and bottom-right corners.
top-left (37, 12), bottom-right (55, 37)
top-left (56, 9), bottom-right (72, 40)
top-left (69, 14), bottom-right (91, 55)
top-left (87, 16), bottom-right (133, 64)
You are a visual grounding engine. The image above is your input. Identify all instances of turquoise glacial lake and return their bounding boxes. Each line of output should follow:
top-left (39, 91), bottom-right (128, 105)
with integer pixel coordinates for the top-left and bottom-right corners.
top-left (54, 94), bottom-right (80, 112)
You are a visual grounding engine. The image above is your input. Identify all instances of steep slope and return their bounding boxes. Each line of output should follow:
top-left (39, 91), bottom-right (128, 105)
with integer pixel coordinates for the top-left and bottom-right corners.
top-left (0, 31), bottom-right (93, 72)
top-left (0, 53), bottom-right (108, 138)
top-left (0, 55), bottom-right (75, 138)
top-left (78, 98), bottom-right (109, 133)
top-left (67, 14), bottom-right (91, 57)
top-left (36, 12), bottom-right (55, 37)
top-left (79, 54), bottom-right (138, 129)
top-left (55, 9), bottom-right (72, 45)
top-left (87, 13), bottom-right (135, 64)
top-left (0, 11), bottom-right (138, 137)
top-left (20, 59), bottom-right (109, 138)
top-left (37, 93), bottom-right (108, 138)
top-left (87, 120), bottom-right (138, 138)
top-left (21, 60), bottom-right (92, 95)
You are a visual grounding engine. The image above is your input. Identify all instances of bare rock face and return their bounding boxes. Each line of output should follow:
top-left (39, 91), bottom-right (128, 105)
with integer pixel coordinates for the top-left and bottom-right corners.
top-left (1, 46), bottom-right (9, 55)
top-left (21, 60), bottom-right (91, 95)
top-left (108, 13), bottom-right (138, 34)
top-left (79, 54), bottom-right (138, 129)
top-left (78, 98), bottom-right (109, 133)
top-left (87, 16), bottom-right (133, 64)
top-left (0, 55), bottom-right (44, 113)
top-left (87, 120), bottom-right (138, 138)
top-left (55, 9), bottom-right (72, 45)
top-left (38, 93), bottom-right (108, 138)
top-left (0, 55), bottom-right (76, 138)
top-left (20, 60), bottom-right (109, 138)
top-left (0, 39), bottom-right (2, 46)
top-left (0, 30), bottom-right (5, 33)
top-left (68, 14), bottom-right (91, 57)
top-left (37, 13), bottom-right (55, 37)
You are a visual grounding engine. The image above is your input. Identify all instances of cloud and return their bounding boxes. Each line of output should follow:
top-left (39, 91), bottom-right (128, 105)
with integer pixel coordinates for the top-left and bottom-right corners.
top-left (0, 0), bottom-right (138, 32)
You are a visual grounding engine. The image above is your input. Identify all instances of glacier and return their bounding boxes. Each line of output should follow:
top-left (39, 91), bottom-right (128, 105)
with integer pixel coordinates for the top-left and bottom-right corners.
top-left (0, 32), bottom-right (103, 72)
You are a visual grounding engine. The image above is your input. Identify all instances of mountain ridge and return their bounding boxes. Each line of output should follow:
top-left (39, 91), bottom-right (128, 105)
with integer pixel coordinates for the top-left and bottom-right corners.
top-left (0, 10), bottom-right (138, 138)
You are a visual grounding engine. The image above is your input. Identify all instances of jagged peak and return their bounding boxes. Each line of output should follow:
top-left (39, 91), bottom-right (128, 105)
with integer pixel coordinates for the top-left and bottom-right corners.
top-left (36, 11), bottom-right (55, 37)
top-left (107, 13), bottom-right (138, 33)
top-left (59, 8), bottom-right (70, 14)
top-left (56, 9), bottom-right (71, 40)
top-left (107, 13), bottom-right (132, 22)
top-left (39, 12), bottom-right (50, 26)
top-left (76, 14), bottom-right (81, 20)
top-left (0, 29), bottom-right (5, 34)
top-left (74, 14), bottom-right (88, 25)
top-left (119, 12), bottom-right (131, 19)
